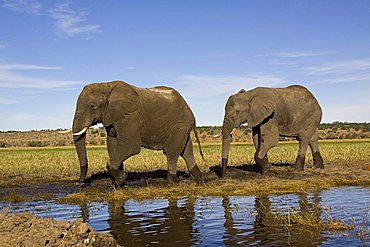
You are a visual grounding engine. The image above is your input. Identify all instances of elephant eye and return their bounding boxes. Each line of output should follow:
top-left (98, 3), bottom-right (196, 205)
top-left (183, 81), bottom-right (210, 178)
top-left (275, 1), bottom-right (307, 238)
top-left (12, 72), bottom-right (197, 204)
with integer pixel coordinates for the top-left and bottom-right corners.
top-left (90, 104), bottom-right (97, 110)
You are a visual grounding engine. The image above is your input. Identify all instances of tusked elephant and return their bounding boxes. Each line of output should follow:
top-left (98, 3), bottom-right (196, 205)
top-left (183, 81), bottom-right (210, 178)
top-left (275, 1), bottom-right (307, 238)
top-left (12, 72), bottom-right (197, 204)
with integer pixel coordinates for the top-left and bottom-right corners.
top-left (61, 80), bottom-right (204, 186)
top-left (220, 85), bottom-right (324, 177)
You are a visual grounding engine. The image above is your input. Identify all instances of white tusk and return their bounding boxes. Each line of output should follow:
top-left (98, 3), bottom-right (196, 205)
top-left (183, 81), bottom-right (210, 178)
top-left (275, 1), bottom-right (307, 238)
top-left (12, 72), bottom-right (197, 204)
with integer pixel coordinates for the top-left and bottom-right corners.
top-left (58, 128), bottom-right (72, 134)
top-left (213, 133), bottom-right (222, 138)
top-left (72, 127), bottom-right (89, 136)
top-left (213, 128), bottom-right (236, 138)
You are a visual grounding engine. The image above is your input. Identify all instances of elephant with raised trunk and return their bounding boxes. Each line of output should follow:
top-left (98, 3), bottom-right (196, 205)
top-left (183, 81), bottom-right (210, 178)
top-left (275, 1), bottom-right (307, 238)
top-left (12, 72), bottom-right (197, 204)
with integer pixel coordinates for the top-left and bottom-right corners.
top-left (220, 85), bottom-right (324, 177)
top-left (63, 80), bottom-right (204, 186)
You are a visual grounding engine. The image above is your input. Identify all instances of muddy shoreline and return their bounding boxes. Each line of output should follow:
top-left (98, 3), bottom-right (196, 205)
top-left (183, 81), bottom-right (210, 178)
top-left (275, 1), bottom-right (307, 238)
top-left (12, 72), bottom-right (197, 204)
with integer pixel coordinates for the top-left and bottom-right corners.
top-left (1, 161), bottom-right (370, 203)
top-left (0, 210), bottom-right (120, 246)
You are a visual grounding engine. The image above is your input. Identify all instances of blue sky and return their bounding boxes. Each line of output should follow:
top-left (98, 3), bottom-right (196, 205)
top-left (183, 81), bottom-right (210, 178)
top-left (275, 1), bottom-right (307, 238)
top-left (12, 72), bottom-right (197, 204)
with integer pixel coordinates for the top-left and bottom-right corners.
top-left (0, 0), bottom-right (370, 130)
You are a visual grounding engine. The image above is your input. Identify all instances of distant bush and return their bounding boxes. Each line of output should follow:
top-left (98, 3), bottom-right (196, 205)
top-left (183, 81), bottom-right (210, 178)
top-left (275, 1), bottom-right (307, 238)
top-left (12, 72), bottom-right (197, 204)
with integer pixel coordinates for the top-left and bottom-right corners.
top-left (100, 132), bottom-right (106, 137)
top-left (0, 141), bottom-right (7, 148)
top-left (56, 140), bottom-right (67, 146)
top-left (27, 141), bottom-right (48, 147)
top-left (89, 140), bottom-right (98, 145)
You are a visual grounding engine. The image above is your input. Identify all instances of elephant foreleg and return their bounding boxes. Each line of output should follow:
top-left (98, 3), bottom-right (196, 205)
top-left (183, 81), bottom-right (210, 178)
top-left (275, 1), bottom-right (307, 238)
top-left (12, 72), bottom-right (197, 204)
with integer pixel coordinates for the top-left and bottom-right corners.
top-left (107, 120), bottom-right (141, 186)
top-left (181, 137), bottom-right (203, 183)
top-left (252, 127), bottom-right (268, 163)
top-left (309, 130), bottom-right (324, 169)
top-left (254, 123), bottom-right (279, 174)
top-left (106, 135), bottom-right (124, 172)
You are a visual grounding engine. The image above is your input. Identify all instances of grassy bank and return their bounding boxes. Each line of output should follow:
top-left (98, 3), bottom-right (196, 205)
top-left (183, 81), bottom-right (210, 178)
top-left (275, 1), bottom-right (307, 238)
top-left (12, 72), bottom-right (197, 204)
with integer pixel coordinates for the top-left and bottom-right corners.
top-left (0, 140), bottom-right (369, 201)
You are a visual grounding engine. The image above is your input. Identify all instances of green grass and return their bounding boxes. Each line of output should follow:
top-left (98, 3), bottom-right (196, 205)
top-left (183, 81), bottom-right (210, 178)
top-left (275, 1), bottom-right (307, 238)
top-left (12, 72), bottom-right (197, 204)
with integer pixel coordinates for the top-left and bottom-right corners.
top-left (0, 140), bottom-right (369, 185)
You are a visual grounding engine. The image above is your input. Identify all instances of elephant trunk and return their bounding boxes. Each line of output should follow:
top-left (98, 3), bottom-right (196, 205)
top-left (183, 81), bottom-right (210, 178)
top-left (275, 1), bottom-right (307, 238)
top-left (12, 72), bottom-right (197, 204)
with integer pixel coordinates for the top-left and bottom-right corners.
top-left (220, 118), bottom-right (233, 178)
top-left (72, 115), bottom-right (91, 183)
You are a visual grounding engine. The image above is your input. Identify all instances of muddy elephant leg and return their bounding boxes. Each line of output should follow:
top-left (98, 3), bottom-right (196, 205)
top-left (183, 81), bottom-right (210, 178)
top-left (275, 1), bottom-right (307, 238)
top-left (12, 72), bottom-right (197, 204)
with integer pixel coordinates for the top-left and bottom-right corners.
top-left (292, 136), bottom-right (309, 171)
top-left (165, 154), bottom-right (179, 183)
top-left (106, 134), bottom-right (124, 174)
top-left (252, 127), bottom-right (268, 164)
top-left (107, 122), bottom-right (141, 186)
top-left (309, 130), bottom-right (324, 169)
top-left (164, 128), bottom-right (192, 183)
top-left (254, 123), bottom-right (279, 174)
top-left (181, 137), bottom-right (203, 183)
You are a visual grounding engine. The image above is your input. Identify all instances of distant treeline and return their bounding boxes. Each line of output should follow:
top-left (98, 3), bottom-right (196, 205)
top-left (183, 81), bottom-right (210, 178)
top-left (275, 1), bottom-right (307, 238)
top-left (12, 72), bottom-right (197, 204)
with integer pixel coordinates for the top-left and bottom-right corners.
top-left (0, 122), bottom-right (369, 147)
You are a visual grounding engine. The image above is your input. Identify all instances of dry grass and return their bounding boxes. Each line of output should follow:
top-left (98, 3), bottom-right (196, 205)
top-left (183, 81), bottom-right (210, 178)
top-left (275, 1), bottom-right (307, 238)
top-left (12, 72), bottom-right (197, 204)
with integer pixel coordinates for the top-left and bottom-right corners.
top-left (1, 140), bottom-right (369, 201)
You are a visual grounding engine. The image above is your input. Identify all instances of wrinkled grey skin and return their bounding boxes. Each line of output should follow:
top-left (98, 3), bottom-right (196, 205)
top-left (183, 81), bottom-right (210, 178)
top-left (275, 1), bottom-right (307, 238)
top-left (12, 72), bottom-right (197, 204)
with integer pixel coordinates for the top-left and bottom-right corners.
top-left (72, 81), bottom-right (204, 186)
top-left (221, 85), bottom-right (324, 177)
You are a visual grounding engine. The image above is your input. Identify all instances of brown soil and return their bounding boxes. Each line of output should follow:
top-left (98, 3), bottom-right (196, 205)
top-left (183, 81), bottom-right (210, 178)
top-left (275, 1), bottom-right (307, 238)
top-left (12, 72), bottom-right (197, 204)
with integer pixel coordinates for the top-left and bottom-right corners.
top-left (0, 210), bottom-right (120, 247)
top-left (362, 164), bottom-right (370, 171)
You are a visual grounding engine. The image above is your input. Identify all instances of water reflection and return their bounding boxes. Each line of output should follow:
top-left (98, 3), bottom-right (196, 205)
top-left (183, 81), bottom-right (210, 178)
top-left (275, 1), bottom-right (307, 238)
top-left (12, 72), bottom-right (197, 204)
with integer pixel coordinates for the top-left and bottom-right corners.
top-left (1, 187), bottom-right (369, 246)
top-left (106, 193), bottom-right (330, 246)
top-left (108, 198), bottom-right (196, 246)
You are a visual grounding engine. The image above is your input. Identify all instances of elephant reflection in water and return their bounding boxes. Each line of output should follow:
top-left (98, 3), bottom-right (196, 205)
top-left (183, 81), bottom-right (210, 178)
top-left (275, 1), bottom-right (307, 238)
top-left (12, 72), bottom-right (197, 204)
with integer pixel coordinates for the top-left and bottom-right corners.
top-left (222, 193), bottom-right (326, 246)
top-left (108, 198), bottom-right (196, 246)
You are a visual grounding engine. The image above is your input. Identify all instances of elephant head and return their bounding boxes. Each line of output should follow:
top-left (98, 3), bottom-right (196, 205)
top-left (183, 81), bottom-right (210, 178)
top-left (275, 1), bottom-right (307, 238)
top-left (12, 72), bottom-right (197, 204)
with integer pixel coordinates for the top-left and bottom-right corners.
top-left (220, 88), bottom-right (277, 177)
top-left (69, 81), bottom-right (138, 183)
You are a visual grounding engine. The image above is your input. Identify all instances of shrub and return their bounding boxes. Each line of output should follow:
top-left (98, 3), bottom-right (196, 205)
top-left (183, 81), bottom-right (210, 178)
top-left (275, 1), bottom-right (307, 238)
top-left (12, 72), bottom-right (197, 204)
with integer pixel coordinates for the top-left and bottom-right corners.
top-left (27, 141), bottom-right (47, 147)
top-left (89, 140), bottom-right (98, 145)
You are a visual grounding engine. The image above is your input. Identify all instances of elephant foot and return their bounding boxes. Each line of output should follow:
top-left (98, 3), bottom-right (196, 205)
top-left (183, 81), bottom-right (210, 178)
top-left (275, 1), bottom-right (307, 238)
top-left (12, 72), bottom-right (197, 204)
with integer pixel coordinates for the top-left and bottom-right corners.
top-left (189, 166), bottom-right (203, 183)
top-left (292, 155), bottom-right (305, 171)
top-left (263, 155), bottom-right (269, 164)
top-left (78, 165), bottom-right (88, 184)
top-left (167, 172), bottom-right (178, 183)
top-left (109, 169), bottom-right (128, 187)
top-left (255, 155), bottom-right (271, 175)
top-left (220, 158), bottom-right (228, 178)
top-left (313, 151), bottom-right (324, 169)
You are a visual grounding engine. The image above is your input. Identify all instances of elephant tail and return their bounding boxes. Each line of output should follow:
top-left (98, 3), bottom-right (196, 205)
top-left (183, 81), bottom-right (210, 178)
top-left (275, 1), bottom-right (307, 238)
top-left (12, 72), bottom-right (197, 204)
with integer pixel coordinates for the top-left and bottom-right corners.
top-left (193, 125), bottom-right (205, 162)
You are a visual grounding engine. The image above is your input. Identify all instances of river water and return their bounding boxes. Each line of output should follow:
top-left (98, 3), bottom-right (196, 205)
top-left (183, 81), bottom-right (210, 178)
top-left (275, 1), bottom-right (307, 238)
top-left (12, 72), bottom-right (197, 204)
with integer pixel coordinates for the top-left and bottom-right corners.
top-left (1, 186), bottom-right (369, 246)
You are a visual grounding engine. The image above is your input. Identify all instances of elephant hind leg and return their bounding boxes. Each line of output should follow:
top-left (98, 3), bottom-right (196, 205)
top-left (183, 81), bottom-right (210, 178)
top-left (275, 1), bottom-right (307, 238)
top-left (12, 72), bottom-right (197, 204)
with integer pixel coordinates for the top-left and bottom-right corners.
top-left (292, 130), bottom-right (314, 171)
top-left (165, 154), bottom-right (179, 183)
top-left (181, 137), bottom-right (202, 183)
top-left (309, 130), bottom-right (324, 169)
top-left (163, 128), bottom-right (191, 183)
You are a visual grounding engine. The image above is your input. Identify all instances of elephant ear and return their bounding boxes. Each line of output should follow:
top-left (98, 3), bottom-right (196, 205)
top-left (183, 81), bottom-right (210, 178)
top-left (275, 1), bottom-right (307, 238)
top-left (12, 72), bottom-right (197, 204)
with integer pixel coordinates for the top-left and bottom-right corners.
top-left (103, 82), bottom-right (139, 126)
top-left (247, 88), bottom-right (277, 128)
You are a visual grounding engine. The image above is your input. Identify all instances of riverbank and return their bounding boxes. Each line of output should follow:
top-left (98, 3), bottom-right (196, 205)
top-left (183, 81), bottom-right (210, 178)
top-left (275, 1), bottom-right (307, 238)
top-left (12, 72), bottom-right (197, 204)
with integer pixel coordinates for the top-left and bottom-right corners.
top-left (0, 210), bottom-right (120, 246)
top-left (0, 141), bottom-right (369, 202)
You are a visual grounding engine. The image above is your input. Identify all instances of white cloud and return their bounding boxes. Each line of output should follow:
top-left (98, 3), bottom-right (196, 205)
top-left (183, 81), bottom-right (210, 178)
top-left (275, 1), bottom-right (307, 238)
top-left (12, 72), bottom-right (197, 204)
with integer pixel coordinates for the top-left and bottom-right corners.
top-left (323, 104), bottom-right (370, 122)
top-left (0, 63), bottom-right (80, 89)
top-left (0, 63), bottom-right (63, 71)
top-left (48, 2), bottom-right (101, 37)
top-left (2, 0), bottom-right (42, 14)
top-left (0, 71), bottom-right (80, 89)
top-left (175, 74), bottom-right (287, 98)
top-left (122, 66), bottom-right (136, 70)
top-left (302, 60), bottom-right (370, 75)
top-left (1, 112), bottom-right (73, 130)
top-left (315, 74), bottom-right (370, 84)
top-left (0, 97), bottom-right (19, 104)
top-left (256, 51), bottom-right (335, 58)
top-left (2, 1), bottom-right (101, 38)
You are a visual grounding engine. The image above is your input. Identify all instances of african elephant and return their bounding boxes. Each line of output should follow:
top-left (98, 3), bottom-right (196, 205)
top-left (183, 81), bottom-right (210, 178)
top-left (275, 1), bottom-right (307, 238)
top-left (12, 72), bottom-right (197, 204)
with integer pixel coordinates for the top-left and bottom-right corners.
top-left (62, 80), bottom-right (204, 185)
top-left (220, 85), bottom-right (324, 177)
